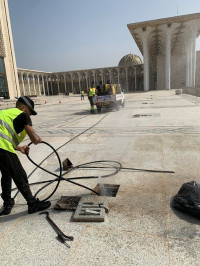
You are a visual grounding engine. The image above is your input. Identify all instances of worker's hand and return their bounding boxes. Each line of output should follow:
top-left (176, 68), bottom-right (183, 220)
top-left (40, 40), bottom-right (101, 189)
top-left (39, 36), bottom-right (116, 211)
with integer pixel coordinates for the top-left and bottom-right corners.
top-left (16, 145), bottom-right (30, 154)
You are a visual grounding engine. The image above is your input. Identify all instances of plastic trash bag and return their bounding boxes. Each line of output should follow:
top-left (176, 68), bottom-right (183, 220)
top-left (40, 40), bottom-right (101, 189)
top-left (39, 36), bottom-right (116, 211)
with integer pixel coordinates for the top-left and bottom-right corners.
top-left (171, 181), bottom-right (200, 219)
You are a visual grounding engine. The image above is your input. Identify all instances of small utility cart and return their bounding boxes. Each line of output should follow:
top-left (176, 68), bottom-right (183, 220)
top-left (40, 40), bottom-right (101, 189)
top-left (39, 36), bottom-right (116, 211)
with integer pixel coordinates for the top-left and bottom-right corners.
top-left (93, 84), bottom-right (125, 113)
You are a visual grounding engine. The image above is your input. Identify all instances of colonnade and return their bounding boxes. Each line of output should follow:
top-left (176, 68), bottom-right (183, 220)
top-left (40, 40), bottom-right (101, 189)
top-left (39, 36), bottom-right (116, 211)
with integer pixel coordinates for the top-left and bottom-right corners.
top-left (17, 65), bottom-right (143, 96)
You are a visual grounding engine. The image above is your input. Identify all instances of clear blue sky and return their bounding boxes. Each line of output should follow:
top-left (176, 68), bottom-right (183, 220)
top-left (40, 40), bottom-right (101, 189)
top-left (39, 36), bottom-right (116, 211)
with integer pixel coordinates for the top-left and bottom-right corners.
top-left (8, 0), bottom-right (200, 72)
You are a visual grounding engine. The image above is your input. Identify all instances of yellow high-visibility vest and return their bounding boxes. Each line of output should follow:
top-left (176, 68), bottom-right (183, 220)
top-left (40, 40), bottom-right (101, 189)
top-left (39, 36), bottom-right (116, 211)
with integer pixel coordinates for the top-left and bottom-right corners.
top-left (0, 108), bottom-right (27, 154)
top-left (89, 88), bottom-right (96, 97)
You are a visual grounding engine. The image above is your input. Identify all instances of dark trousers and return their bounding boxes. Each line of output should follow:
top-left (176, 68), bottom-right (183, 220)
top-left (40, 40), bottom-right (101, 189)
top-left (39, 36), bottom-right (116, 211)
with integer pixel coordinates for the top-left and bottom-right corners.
top-left (0, 149), bottom-right (35, 206)
top-left (81, 95), bottom-right (84, 100)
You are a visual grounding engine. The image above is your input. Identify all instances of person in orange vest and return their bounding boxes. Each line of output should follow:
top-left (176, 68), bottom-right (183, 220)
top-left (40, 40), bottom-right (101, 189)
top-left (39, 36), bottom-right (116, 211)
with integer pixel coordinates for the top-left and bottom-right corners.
top-left (87, 83), bottom-right (97, 114)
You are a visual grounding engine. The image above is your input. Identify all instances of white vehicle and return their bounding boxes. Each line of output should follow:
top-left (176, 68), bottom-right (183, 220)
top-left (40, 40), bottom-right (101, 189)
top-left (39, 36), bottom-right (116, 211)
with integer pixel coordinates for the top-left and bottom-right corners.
top-left (93, 84), bottom-right (125, 113)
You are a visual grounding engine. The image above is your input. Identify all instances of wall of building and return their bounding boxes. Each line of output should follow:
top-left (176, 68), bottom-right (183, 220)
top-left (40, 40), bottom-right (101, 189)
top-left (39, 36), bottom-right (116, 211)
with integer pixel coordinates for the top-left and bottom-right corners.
top-left (0, 0), bottom-right (20, 99)
top-left (156, 55), bottom-right (165, 90)
top-left (171, 54), bottom-right (186, 89)
top-left (196, 51), bottom-right (200, 86)
top-left (157, 53), bottom-right (187, 90)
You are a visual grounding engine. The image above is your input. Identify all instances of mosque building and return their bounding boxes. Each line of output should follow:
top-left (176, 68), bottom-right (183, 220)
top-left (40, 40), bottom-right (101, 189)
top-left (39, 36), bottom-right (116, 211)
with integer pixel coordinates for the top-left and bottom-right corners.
top-left (0, 0), bottom-right (200, 99)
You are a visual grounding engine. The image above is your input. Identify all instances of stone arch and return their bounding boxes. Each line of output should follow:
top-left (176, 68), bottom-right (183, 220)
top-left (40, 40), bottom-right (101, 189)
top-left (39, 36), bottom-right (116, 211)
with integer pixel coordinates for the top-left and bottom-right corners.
top-left (58, 73), bottom-right (65, 95)
top-left (72, 72), bottom-right (79, 94)
top-left (34, 74), bottom-right (40, 96)
top-left (27, 73), bottom-right (34, 95)
top-left (38, 75), bottom-right (44, 95)
top-left (64, 73), bottom-right (72, 94)
top-left (104, 68), bottom-right (110, 84)
top-left (112, 68), bottom-right (118, 84)
top-left (50, 74), bottom-right (58, 95)
top-left (79, 71), bottom-right (87, 92)
top-left (43, 75), bottom-right (49, 95)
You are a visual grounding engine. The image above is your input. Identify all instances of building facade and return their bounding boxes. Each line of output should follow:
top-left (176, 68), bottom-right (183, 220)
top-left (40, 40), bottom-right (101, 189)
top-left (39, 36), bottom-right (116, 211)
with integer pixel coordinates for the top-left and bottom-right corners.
top-left (1, 0), bottom-right (200, 98)
top-left (0, 0), bottom-right (19, 99)
top-left (128, 13), bottom-right (200, 91)
top-left (17, 54), bottom-right (143, 96)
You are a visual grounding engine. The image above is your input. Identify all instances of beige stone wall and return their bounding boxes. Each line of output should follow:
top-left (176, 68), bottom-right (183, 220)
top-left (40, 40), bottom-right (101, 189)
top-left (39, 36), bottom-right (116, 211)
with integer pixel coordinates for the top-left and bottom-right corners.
top-left (157, 53), bottom-right (188, 90)
top-left (156, 55), bottom-right (165, 90)
top-left (196, 51), bottom-right (200, 86)
top-left (171, 54), bottom-right (186, 89)
top-left (0, 0), bottom-right (20, 99)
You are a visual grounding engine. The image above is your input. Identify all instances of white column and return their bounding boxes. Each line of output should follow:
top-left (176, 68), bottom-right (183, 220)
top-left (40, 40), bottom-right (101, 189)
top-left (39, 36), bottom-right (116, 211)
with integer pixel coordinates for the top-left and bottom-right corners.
top-left (134, 67), bottom-right (137, 91)
top-left (143, 34), bottom-right (149, 91)
top-left (46, 78), bottom-right (49, 95)
top-left (71, 74), bottom-right (74, 93)
top-left (85, 72), bottom-right (89, 89)
top-left (64, 75), bottom-right (67, 93)
top-left (184, 20), bottom-right (199, 88)
top-left (42, 76), bottom-right (45, 96)
top-left (33, 77), bottom-right (36, 95)
top-left (50, 79), bottom-right (53, 95)
top-left (78, 73), bottom-right (81, 93)
top-left (38, 77), bottom-right (41, 96)
top-left (165, 32), bottom-right (171, 90)
top-left (191, 31), bottom-right (197, 87)
top-left (57, 77), bottom-right (60, 94)
top-left (27, 76), bottom-right (31, 95)
top-left (21, 76), bottom-right (25, 96)
top-left (186, 38), bottom-right (192, 87)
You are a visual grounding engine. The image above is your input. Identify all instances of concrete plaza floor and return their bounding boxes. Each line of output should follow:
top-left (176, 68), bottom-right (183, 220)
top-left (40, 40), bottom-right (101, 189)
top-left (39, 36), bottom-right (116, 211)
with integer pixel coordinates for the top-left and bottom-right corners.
top-left (1, 91), bottom-right (200, 265)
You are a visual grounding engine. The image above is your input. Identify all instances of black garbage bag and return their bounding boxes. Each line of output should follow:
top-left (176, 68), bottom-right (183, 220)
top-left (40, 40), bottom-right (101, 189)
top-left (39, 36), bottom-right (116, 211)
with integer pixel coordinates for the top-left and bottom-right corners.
top-left (171, 181), bottom-right (200, 219)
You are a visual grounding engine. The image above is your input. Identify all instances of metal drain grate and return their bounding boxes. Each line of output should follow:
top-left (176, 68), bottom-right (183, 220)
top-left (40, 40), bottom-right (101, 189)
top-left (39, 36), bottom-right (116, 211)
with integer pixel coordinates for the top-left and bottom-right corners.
top-left (133, 113), bottom-right (160, 118)
top-left (93, 184), bottom-right (120, 197)
top-left (54, 196), bottom-right (81, 210)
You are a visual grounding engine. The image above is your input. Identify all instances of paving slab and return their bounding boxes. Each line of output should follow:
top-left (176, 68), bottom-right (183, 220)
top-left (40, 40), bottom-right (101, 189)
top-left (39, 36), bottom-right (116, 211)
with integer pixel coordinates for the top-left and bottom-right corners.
top-left (1, 91), bottom-right (200, 265)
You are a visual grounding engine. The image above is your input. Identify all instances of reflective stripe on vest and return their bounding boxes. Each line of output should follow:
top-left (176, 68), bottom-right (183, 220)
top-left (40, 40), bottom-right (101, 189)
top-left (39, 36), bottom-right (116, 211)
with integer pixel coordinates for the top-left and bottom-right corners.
top-left (0, 132), bottom-right (15, 146)
top-left (0, 108), bottom-right (27, 154)
top-left (0, 119), bottom-right (19, 146)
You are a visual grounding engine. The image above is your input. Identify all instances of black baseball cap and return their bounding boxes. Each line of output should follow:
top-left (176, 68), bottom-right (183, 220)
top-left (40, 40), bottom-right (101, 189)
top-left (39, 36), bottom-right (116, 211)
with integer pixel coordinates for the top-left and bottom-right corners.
top-left (17, 96), bottom-right (37, 115)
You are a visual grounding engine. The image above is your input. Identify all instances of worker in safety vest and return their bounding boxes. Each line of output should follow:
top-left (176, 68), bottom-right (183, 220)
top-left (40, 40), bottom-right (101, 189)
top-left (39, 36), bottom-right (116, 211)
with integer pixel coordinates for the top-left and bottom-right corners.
top-left (87, 83), bottom-right (97, 114)
top-left (0, 96), bottom-right (51, 215)
top-left (81, 90), bottom-right (84, 100)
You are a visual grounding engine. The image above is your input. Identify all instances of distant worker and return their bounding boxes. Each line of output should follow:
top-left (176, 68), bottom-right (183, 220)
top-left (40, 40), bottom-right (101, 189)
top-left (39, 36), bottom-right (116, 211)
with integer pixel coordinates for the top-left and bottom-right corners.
top-left (81, 90), bottom-right (84, 100)
top-left (87, 83), bottom-right (97, 114)
top-left (0, 96), bottom-right (51, 215)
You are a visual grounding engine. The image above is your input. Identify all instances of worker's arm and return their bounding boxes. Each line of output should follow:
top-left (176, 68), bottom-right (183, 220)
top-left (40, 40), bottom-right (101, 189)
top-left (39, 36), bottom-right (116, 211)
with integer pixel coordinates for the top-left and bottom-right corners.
top-left (24, 125), bottom-right (42, 144)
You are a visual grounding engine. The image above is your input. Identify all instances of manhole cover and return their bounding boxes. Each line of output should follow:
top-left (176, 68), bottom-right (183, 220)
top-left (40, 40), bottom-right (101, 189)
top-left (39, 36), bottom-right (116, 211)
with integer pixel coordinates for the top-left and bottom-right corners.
top-left (93, 184), bottom-right (120, 197)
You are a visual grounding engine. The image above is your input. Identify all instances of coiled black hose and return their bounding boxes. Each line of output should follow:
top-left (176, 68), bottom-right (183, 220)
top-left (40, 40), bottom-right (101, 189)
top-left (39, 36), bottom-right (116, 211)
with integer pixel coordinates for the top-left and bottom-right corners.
top-left (21, 141), bottom-right (122, 201)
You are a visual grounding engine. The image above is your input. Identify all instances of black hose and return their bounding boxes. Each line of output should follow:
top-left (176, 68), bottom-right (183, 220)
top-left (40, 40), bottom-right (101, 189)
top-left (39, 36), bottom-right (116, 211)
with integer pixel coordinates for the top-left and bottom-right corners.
top-left (8, 140), bottom-right (174, 202)
top-left (26, 141), bottom-right (62, 201)
top-left (12, 113), bottom-right (110, 200)
top-left (7, 110), bottom-right (174, 201)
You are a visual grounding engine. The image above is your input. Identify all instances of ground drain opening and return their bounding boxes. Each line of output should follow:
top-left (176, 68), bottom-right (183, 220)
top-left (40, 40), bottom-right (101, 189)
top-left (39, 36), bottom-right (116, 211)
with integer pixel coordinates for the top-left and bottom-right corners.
top-left (133, 114), bottom-right (152, 118)
top-left (133, 113), bottom-right (160, 118)
top-left (93, 184), bottom-right (120, 197)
